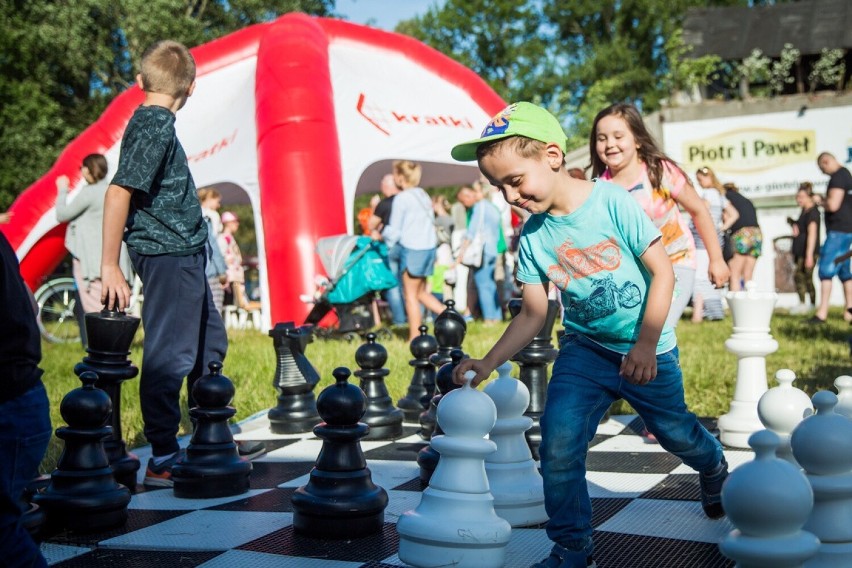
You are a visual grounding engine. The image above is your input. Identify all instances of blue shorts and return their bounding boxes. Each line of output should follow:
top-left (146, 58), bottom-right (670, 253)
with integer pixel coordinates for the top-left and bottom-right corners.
top-left (400, 246), bottom-right (436, 278)
top-left (818, 231), bottom-right (852, 281)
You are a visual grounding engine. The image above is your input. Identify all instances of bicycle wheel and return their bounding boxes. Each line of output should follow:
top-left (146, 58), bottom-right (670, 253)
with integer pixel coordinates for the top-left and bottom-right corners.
top-left (35, 277), bottom-right (82, 344)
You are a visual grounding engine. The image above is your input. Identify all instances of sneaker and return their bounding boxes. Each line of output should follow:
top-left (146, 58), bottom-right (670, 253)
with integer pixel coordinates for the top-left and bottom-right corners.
top-left (530, 544), bottom-right (596, 568)
top-left (236, 440), bottom-right (267, 460)
top-left (640, 428), bottom-right (659, 444)
top-left (699, 457), bottom-right (729, 519)
top-left (144, 449), bottom-right (185, 488)
top-left (805, 315), bottom-right (826, 325)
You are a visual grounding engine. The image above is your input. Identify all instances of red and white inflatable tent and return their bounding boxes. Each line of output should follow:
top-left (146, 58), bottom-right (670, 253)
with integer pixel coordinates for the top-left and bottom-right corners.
top-left (1, 13), bottom-right (505, 328)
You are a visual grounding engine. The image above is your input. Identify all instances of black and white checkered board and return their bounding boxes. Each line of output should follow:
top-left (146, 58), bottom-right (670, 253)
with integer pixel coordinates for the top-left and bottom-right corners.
top-left (40, 414), bottom-right (750, 567)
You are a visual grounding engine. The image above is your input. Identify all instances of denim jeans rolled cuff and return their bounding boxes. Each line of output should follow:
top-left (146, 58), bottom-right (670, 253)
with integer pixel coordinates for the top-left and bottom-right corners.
top-left (541, 333), bottom-right (722, 549)
top-left (818, 231), bottom-right (852, 281)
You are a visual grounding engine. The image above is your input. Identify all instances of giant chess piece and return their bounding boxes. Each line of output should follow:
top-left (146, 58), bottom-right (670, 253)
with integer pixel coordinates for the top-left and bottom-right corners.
top-left (355, 332), bottom-right (404, 439)
top-left (398, 371), bottom-right (512, 568)
top-left (718, 282), bottom-right (779, 448)
top-left (834, 375), bottom-right (852, 419)
top-left (757, 369), bottom-right (813, 465)
top-left (172, 361), bottom-right (252, 498)
top-left (397, 325), bottom-right (438, 422)
top-left (791, 390), bottom-right (852, 566)
top-left (267, 322), bottom-right (321, 434)
top-left (719, 429), bottom-right (819, 568)
top-left (292, 367), bottom-right (388, 538)
top-left (34, 372), bottom-right (131, 533)
top-left (73, 308), bottom-right (141, 491)
top-left (420, 302), bottom-right (466, 440)
top-left (508, 297), bottom-right (560, 460)
top-left (418, 349), bottom-right (465, 484)
top-left (483, 362), bottom-right (547, 527)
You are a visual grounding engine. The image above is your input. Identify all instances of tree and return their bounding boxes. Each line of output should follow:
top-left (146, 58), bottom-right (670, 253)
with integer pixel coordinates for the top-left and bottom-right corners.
top-left (0, 0), bottom-right (336, 209)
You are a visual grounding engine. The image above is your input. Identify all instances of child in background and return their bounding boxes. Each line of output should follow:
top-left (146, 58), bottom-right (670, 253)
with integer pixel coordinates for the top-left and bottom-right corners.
top-left (590, 103), bottom-right (729, 327)
top-left (451, 102), bottom-right (728, 568)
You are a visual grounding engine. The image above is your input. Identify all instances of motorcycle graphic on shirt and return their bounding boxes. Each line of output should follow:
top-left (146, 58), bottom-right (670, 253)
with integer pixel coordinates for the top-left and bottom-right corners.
top-left (566, 273), bottom-right (642, 324)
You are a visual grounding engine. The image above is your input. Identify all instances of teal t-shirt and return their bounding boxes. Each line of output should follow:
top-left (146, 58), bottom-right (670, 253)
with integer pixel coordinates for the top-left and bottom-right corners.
top-left (112, 105), bottom-right (207, 256)
top-left (516, 179), bottom-right (676, 355)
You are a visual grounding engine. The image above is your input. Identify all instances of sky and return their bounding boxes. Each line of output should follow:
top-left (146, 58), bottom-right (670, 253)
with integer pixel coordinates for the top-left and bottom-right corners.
top-left (334, 0), bottom-right (445, 31)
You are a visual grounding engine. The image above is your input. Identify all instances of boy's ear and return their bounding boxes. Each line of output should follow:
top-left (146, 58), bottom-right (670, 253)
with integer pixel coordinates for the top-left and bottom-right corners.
top-left (187, 80), bottom-right (197, 98)
top-left (135, 74), bottom-right (144, 90)
top-left (544, 143), bottom-right (564, 169)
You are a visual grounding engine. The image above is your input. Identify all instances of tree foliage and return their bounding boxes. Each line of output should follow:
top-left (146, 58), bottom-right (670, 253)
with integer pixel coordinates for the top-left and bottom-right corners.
top-left (0, 0), bottom-right (335, 209)
top-left (397, 0), bottom-right (745, 148)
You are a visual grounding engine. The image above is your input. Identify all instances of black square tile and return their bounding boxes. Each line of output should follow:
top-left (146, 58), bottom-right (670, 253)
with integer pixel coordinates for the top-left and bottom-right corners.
top-left (593, 532), bottom-right (733, 567)
top-left (587, 451), bottom-right (683, 474)
top-left (249, 460), bottom-right (315, 489)
top-left (238, 522), bottom-right (399, 561)
top-left (208, 487), bottom-right (298, 512)
top-left (363, 442), bottom-right (427, 461)
top-left (640, 473), bottom-right (700, 501)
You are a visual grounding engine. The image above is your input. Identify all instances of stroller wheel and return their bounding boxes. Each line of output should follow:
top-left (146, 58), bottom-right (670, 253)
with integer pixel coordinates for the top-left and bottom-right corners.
top-left (375, 327), bottom-right (393, 342)
top-left (342, 332), bottom-right (360, 343)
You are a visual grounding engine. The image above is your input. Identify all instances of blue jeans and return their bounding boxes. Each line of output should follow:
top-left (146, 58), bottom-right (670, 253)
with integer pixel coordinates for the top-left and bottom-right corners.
top-left (0, 382), bottom-right (51, 567)
top-left (473, 253), bottom-right (501, 321)
top-left (385, 244), bottom-right (407, 325)
top-left (540, 333), bottom-right (722, 556)
top-left (818, 230), bottom-right (852, 281)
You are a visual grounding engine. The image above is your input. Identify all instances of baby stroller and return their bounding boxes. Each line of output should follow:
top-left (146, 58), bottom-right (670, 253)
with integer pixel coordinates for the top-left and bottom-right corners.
top-left (303, 234), bottom-right (397, 341)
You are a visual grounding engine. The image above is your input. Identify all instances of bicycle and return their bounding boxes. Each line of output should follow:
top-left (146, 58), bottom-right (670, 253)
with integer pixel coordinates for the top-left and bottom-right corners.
top-left (35, 275), bottom-right (142, 344)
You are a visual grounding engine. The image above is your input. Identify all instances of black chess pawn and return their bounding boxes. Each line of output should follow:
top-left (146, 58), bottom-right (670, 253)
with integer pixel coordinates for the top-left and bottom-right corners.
top-left (34, 372), bottom-right (131, 533)
top-left (419, 301), bottom-right (467, 440)
top-left (417, 349), bottom-right (465, 485)
top-left (74, 308), bottom-right (141, 491)
top-left (508, 298), bottom-right (560, 460)
top-left (354, 333), bottom-right (404, 439)
top-left (291, 367), bottom-right (388, 538)
top-left (397, 325), bottom-right (438, 422)
top-left (172, 361), bottom-right (252, 499)
top-left (267, 322), bottom-right (321, 434)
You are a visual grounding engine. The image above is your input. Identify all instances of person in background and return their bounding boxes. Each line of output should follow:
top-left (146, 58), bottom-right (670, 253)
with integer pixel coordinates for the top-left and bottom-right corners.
top-left (568, 167), bottom-right (586, 180)
top-left (449, 188), bottom-right (473, 319)
top-left (454, 184), bottom-right (503, 324)
top-left (719, 182), bottom-right (761, 292)
top-left (384, 160), bottom-right (446, 340)
top-left (56, 154), bottom-right (134, 334)
top-left (591, 103), bottom-right (729, 328)
top-left (790, 182), bottom-right (821, 315)
top-left (480, 177), bottom-right (514, 312)
top-left (198, 188), bottom-right (227, 313)
top-left (692, 166), bottom-right (739, 321)
top-left (0, 232), bottom-right (51, 567)
top-left (810, 152), bottom-right (852, 324)
top-left (358, 193), bottom-right (381, 235)
top-left (369, 174), bottom-right (406, 326)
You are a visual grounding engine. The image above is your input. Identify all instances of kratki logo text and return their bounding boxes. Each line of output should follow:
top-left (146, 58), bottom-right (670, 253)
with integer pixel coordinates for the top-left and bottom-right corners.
top-left (356, 93), bottom-right (476, 136)
top-left (188, 130), bottom-right (238, 163)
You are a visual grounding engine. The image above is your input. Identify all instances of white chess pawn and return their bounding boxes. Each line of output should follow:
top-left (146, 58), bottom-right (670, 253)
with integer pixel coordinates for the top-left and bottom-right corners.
top-left (833, 375), bottom-right (852, 420)
top-left (791, 390), bottom-right (852, 566)
top-left (757, 369), bottom-right (813, 464)
top-left (720, 429), bottom-right (818, 568)
top-left (483, 362), bottom-right (548, 527)
top-left (397, 371), bottom-right (511, 568)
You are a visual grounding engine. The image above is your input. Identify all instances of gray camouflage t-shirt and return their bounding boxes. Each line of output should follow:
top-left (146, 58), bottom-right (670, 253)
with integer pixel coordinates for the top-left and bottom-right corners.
top-left (112, 105), bottom-right (207, 256)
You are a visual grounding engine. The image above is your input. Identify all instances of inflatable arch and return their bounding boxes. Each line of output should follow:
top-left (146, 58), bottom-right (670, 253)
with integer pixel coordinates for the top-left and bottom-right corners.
top-left (1, 13), bottom-right (505, 328)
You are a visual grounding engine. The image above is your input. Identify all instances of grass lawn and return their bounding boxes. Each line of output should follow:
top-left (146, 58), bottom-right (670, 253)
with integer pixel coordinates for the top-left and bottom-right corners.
top-left (38, 307), bottom-right (852, 473)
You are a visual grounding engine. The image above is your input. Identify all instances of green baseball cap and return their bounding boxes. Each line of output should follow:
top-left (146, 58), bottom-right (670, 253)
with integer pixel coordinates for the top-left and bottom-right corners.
top-left (451, 102), bottom-right (567, 162)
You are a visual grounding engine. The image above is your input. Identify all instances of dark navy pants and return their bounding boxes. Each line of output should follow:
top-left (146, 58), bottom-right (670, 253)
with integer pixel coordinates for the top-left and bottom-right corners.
top-left (130, 250), bottom-right (228, 457)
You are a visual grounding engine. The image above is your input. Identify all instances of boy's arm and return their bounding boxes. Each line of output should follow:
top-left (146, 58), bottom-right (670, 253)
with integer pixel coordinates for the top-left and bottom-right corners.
top-left (452, 281), bottom-right (550, 387)
top-left (101, 184), bottom-right (133, 310)
top-left (621, 239), bottom-right (672, 386)
top-left (675, 183), bottom-right (729, 287)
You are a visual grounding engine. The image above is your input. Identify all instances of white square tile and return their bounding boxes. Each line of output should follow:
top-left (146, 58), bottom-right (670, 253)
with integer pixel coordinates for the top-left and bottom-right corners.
top-left (42, 543), bottom-right (91, 565)
top-left (128, 488), bottom-right (272, 510)
top-left (100, 510), bottom-right (293, 551)
top-left (596, 498), bottom-right (733, 543)
top-left (670, 449), bottom-right (754, 474)
top-left (596, 415), bottom-right (638, 436)
top-left (590, 434), bottom-right (669, 453)
top-left (586, 471), bottom-right (669, 498)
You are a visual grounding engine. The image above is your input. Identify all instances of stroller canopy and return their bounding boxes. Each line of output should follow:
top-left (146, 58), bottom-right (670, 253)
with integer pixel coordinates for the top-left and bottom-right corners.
top-left (315, 234), bottom-right (397, 305)
top-left (316, 234), bottom-right (361, 281)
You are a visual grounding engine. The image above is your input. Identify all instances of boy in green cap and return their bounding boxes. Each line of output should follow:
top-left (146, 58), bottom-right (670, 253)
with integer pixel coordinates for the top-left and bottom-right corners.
top-left (451, 102), bottom-right (727, 568)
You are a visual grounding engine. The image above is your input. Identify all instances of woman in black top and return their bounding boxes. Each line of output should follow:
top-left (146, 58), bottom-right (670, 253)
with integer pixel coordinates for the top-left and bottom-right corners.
top-left (790, 182), bottom-right (821, 311)
top-left (721, 183), bottom-right (762, 291)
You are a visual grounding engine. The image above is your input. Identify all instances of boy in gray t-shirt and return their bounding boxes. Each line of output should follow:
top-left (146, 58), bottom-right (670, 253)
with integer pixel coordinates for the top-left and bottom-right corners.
top-left (101, 40), bottom-right (229, 487)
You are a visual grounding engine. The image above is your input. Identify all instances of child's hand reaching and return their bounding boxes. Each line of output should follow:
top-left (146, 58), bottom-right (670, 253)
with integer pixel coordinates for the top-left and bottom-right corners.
top-left (452, 357), bottom-right (493, 388)
top-left (620, 342), bottom-right (657, 385)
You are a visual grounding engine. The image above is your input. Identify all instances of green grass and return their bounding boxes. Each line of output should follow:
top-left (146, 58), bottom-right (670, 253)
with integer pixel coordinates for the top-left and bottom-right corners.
top-left (39, 308), bottom-right (851, 473)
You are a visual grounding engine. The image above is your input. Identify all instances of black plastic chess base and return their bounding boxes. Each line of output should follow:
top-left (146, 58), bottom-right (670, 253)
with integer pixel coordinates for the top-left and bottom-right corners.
top-left (172, 464), bottom-right (252, 499)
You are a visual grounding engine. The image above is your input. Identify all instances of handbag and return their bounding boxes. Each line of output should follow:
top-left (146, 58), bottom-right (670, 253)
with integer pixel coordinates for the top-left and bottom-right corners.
top-left (461, 210), bottom-right (485, 268)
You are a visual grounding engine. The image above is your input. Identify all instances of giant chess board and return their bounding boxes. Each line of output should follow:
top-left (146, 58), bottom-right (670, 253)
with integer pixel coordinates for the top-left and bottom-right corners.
top-left (40, 414), bottom-right (750, 567)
